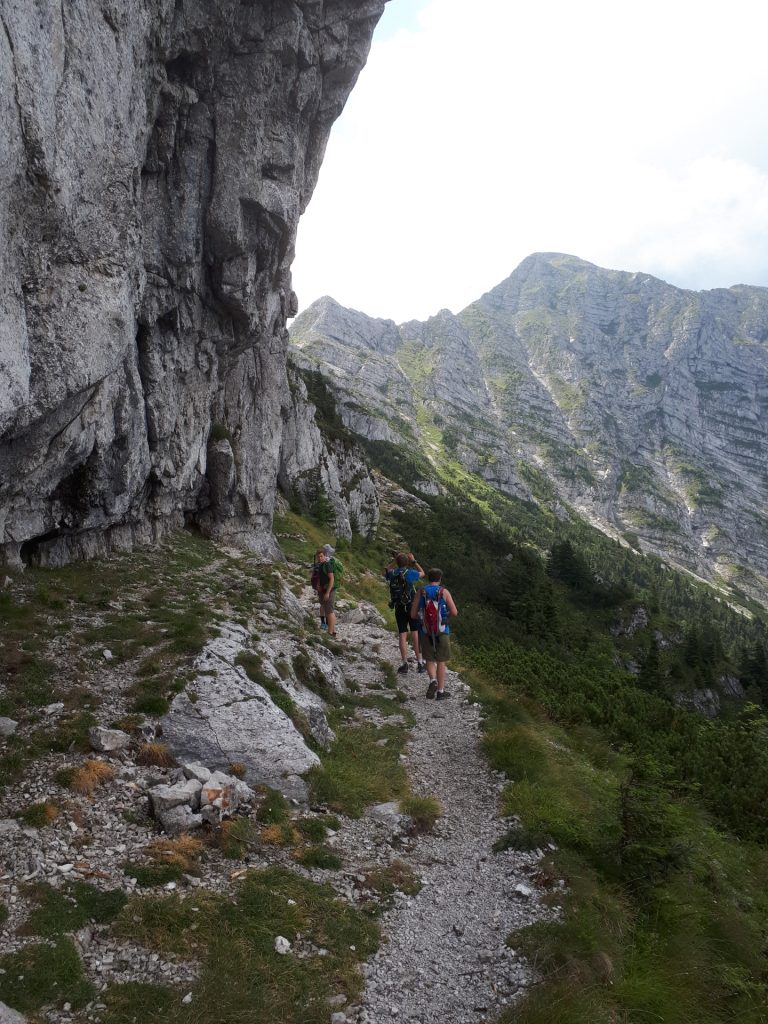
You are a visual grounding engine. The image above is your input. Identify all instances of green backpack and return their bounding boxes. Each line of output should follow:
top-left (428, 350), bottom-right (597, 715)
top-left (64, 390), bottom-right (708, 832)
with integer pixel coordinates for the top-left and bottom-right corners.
top-left (329, 556), bottom-right (344, 589)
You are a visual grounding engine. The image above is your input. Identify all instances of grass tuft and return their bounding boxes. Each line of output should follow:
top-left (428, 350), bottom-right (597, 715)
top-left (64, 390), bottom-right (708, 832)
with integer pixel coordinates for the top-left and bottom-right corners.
top-left (16, 800), bottom-right (60, 828)
top-left (146, 835), bottom-right (204, 873)
top-left (136, 742), bottom-right (176, 767)
top-left (295, 845), bottom-right (342, 870)
top-left (68, 759), bottom-right (116, 796)
top-left (400, 794), bottom-right (443, 834)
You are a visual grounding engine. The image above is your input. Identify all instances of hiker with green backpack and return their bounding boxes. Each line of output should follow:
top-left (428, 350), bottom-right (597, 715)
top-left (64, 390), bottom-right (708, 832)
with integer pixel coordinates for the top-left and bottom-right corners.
top-left (384, 552), bottom-right (426, 674)
top-left (314, 547), bottom-right (341, 638)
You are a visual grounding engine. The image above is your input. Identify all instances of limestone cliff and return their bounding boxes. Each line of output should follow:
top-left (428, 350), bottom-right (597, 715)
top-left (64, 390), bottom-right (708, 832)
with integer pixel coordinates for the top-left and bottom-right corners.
top-left (0, 0), bottom-right (386, 566)
top-left (290, 255), bottom-right (768, 603)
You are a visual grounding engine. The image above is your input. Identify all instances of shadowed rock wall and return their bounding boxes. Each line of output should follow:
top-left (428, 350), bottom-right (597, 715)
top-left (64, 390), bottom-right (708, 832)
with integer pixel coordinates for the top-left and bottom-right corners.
top-left (0, 0), bottom-right (386, 566)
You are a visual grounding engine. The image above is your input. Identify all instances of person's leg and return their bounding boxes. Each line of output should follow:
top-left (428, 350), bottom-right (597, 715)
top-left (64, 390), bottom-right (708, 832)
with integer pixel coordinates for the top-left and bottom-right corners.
top-left (411, 628), bottom-right (424, 669)
top-left (425, 655), bottom-right (438, 698)
top-left (327, 609), bottom-right (337, 635)
top-left (435, 635), bottom-right (451, 698)
top-left (398, 631), bottom-right (408, 662)
top-left (395, 608), bottom-right (409, 671)
top-left (436, 661), bottom-right (447, 690)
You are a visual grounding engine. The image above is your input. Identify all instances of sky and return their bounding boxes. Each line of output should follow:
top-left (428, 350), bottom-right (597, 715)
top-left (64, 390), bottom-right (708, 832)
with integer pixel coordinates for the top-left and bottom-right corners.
top-left (290, 0), bottom-right (768, 324)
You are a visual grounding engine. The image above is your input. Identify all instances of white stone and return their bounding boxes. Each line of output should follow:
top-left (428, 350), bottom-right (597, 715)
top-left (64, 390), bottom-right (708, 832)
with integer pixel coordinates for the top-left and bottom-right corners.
top-left (274, 936), bottom-right (291, 955)
top-left (0, 718), bottom-right (18, 738)
top-left (0, 1000), bottom-right (27, 1024)
top-left (89, 727), bottom-right (130, 752)
top-left (182, 763), bottom-right (212, 784)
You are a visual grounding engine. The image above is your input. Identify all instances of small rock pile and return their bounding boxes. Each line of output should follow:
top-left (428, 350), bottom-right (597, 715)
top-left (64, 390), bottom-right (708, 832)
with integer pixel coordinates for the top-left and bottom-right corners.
top-left (148, 764), bottom-right (254, 835)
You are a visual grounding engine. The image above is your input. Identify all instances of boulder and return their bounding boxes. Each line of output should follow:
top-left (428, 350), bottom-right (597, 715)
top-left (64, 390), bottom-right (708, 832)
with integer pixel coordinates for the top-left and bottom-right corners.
top-left (339, 602), bottom-right (386, 626)
top-left (154, 805), bottom-right (203, 837)
top-left (89, 727), bottom-right (131, 753)
top-left (162, 628), bottom-right (320, 801)
top-left (0, 718), bottom-right (18, 738)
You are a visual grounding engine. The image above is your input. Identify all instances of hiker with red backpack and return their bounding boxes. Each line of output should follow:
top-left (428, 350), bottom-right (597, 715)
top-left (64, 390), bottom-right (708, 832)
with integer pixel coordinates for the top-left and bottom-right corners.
top-left (411, 568), bottom-right (458, 700)
top-left (384, 552), bottom-right (426, 674)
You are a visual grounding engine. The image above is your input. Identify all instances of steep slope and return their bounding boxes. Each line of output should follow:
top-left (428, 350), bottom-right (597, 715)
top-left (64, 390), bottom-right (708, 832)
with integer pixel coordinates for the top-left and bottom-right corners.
top-left (290, 255), bottom-right (768, 601)
top-left (0, 0), bottom-right (386, 568)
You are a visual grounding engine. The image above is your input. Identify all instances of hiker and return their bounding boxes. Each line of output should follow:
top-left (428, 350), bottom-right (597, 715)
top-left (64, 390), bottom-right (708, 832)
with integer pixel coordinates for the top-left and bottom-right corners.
top-left (411, 568), bottom-right (458, 700)
top-left (311, 543), bottom-right (338, 631)
top-left (315, 548), bottom-right (337, 638)
top-left (384, 552), bottom-right (426, 674)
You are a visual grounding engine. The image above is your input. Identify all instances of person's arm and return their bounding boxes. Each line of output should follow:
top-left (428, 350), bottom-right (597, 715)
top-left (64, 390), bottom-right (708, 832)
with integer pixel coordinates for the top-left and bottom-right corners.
top-left (408, 555), bottom-right (425, 580)
top-left (443, 587), bottom-right (458, 617)
top-left (325, 570), bottom-right (335, 595)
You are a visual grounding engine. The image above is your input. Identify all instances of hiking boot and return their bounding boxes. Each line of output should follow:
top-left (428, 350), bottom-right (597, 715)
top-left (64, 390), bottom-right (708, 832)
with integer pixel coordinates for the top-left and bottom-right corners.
top-left (425, 679), bottom-right (438, 699)
top-left (320, 622), bottom-right (328, 631)
top-left (397, 662), bottom-right (409, 675)
top-left (435, 690), bottom-right (451, 701)
top-left (417, 662), bottom-right (427, 674)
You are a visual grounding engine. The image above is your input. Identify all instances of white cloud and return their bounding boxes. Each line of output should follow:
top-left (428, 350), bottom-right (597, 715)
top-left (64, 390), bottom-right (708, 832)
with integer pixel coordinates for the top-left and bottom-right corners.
top-left (291, 0), bottom-right (768, 322)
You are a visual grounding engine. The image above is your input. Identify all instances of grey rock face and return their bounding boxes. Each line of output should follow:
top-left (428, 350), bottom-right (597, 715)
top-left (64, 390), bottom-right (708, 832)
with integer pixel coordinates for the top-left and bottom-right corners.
top-left (161, 623), bottom-right (322, 800)
top-left (0, 1), bottom-right (386, 567)
top-left (291, 254), bottom-right (768, 603)
top-left (279, 367), bottom-right (380, 539)
top-left (0, 717), bottom-right (18, 738)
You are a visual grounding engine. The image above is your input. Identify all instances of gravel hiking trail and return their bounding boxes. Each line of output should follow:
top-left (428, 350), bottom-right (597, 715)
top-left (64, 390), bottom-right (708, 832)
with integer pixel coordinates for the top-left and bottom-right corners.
top-left (334, 619), bottom-right (555, 1024)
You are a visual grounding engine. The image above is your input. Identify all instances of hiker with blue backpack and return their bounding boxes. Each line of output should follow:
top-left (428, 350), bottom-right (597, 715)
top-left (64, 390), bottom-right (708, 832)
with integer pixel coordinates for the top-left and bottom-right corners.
top-left (411, 568), bottom-right (458, 700)
top-left (384, 552), bottom-right (426, 674)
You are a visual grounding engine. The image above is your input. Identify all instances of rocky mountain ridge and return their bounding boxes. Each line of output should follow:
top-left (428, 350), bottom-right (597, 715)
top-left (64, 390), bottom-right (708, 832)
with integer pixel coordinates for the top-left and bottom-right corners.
top-left (0, 0), bottom-right (386, 568)
top-left (290, 254), bottom-right (768, 602)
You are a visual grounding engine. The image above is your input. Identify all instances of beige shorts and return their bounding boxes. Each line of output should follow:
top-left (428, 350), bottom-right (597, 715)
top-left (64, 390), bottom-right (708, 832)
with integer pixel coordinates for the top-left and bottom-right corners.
top-left (319, 589), bottom-right (336, 615)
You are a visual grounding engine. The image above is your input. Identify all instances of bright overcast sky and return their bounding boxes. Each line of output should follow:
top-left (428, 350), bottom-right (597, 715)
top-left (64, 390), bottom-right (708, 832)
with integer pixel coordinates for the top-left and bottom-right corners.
top-left (290, 0), bottom-right (768, 324)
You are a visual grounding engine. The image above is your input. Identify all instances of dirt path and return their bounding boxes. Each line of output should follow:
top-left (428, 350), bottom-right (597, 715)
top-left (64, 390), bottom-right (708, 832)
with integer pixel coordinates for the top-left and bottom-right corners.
top-left (332, 620), bottom-right (554, 1024)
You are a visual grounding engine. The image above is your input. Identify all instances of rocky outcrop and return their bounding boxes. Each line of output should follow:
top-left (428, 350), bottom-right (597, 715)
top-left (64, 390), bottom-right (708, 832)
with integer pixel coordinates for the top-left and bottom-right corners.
top-left (0, 0), bottom-right (386, 567)
top-left (279, 367), bottom-right (379, 539)
top-left (290, 256), bottom-right (768, 602)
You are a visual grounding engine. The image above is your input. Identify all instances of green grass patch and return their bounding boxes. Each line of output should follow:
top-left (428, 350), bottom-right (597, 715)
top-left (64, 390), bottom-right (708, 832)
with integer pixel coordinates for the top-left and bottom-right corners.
top-left (0, 938), bottom-right (94, 1013)
top-left (296, 816), bottom-right (337, 842)
top-left (295, 845), bottom-right (342, 870)
top-left (219, 818), bottom-right (259, 859)
top-left (123, 862), bottom-right (184, 888)
top-left (21, 881), bottom-right (127, 935)
top-left (113, 867), bottom-right (378, 1022)
top-left (97, 981), bottom-right (176, 1024)
top-left (307, 718), bottom-right (409, 817)
top-left (255, 785), bottom-right (290, 824)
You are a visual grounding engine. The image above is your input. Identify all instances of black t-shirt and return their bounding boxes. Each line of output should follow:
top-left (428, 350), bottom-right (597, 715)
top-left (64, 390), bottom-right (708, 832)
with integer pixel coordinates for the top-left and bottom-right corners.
top-left (318, 561), bottom-right (334, 591)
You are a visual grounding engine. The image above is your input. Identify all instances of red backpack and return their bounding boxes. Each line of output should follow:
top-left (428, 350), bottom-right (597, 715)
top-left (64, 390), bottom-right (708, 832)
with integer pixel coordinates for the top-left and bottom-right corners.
top-left (420, 585), bottom-right (448, 637)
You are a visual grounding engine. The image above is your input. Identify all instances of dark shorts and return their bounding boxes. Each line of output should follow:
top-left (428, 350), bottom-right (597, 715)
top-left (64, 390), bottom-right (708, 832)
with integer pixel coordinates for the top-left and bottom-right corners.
top-left (394, 606), bottom-right (419, 634)
top-left (420, 632), bottom-right (451, 663)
